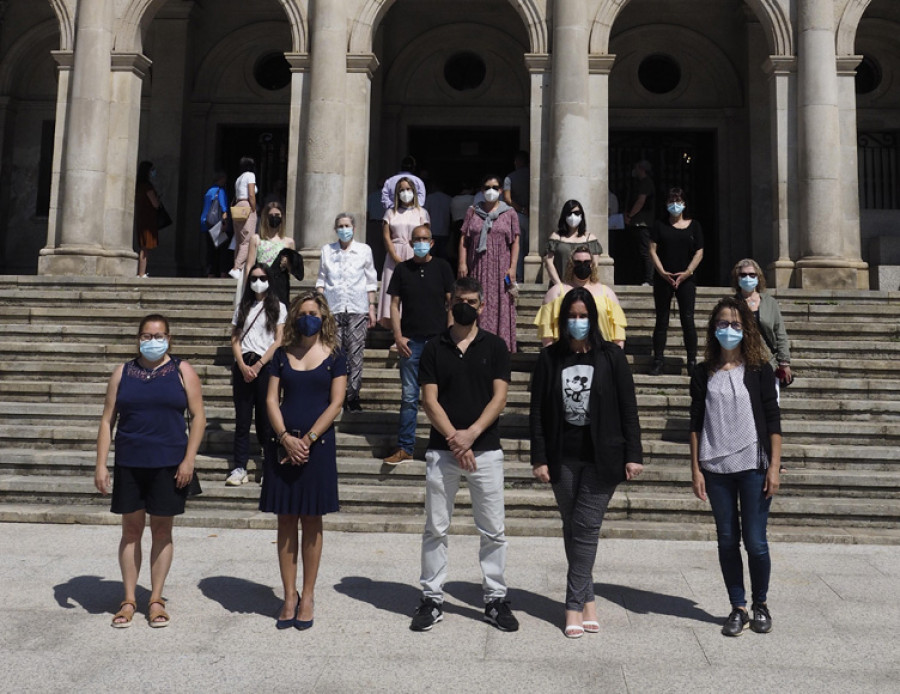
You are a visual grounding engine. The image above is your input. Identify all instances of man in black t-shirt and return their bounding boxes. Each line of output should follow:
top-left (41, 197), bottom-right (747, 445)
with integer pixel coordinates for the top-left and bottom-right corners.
top-left (383, 226), bottom-right (455, 465)
top-left (409, 277), bottom-right (519, 633)
top-left (624, 160), bottom-right (656, 285)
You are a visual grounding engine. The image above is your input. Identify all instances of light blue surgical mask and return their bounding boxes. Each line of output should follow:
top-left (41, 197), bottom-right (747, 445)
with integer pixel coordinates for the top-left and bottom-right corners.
top-left (413, 241), bottom-right (431, 258)
top-left (667, 202), bottom-right (685, 216)
top-left (336, 227), bottom-right (353, 243)
top-left (739, 276), bottom-right (759, 292)
top-left (715, 327), bottom-right (743, 351)
top-left (568, 318), bottom-right (590, 341)
top-left (140, 338), bottom-right (169, 361)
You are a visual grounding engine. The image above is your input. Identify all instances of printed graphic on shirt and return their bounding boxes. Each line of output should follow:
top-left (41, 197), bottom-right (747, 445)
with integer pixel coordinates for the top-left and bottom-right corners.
top-left (562, 364), bottom-right (594, 426)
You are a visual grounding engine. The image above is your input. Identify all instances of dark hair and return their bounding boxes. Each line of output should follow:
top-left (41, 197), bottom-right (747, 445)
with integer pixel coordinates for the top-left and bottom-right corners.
top-left (401, 155), bottom-right (417, 172)
top-left (514, 150), bottom-right (529, 166)
top-left (703, 296), bottom-right (769, 371)
top-left (453, 276), bottom-right (483, 304)
top-left (557, 199), bottom-right (587, 238)
top-left (556, 287), bottom-right (604, 351)
top-left (136, 161), bottom-right (153, 185)
top-left (481, 173), bottom-right (502, 189)
top-left (211, 170), bottom-right (227, 185)
top-left (234, 263), bottom-right (281, 335)
top-left (239, 156), bottom-right (255, 173)
top-left (139, 313), bottom-right (170, 335)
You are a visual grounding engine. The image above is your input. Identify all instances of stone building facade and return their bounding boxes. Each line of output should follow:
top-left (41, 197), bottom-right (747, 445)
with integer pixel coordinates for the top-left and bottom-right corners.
top-left (0, 0), bottom-right (898, 288)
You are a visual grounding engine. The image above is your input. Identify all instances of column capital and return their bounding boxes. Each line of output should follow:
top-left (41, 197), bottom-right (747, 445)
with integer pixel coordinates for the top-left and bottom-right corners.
top-left (588, 54), bottom-right (616, 75)
top-left (763, 55), bottom-right (797, 76)
top-left (111, 52), bottom-right (152, 79)
top-left (524, 53), bottom-right (551, 73)
top-left (836, 55), bottom-right (863, 76)
top-left (347, 53), bottom-right (379, 78)
top-left (51, 50), bottom-right (74, 71)
top-left (284, 52), bottom-right (310, 72)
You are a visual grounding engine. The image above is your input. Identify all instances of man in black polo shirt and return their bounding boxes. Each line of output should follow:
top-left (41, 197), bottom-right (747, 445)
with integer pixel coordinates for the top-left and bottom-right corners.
top-left (384, 225), bottom-right (455, 465)
top-left (409, 277), bottom-right (519, 633)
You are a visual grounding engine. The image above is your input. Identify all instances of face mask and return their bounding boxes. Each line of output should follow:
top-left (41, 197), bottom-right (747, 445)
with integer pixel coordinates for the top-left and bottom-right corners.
top-left (399, 189), bottom-right (414, 204)
top-left (568, 318), bottom-right (590, 341)
top-left (739, 276), bottom-right (759, 292)
top-left (566, 214), bottom-right (582, 229)
top-left (452, 302), bottom-right (478, 326)
top-left (140, 338), bottom-right (168, 361)
top-left (572, 263), bottom-right (592, 281)
top-left (413, 241), bottom-right (431, 258)
top-left (295, 315), bottom-right (322, 337)
top-left (667, 202), bottom-right (685, 216)
top-left (250, 279), bottom-right (269, 294)
top-left (336, 226), bottom-right (353, 243)
top-left (268, 215), bottom-right (282, 228)
top-left (715, 327), bottom-right (743, 351)
top-left (483, 188), bottom-right (501, 203)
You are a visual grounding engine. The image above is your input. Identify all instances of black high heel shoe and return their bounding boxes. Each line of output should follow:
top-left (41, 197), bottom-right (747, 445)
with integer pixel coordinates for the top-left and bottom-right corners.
top-left (276, 594), bottom-right (300, 630)
top-left (294, 595), bottom-right (314, 631)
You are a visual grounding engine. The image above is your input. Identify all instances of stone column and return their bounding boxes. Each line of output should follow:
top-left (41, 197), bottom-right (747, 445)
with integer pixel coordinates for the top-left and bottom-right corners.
top-left (836, 55), bottom-right (868, 288)
top-left (299, 0), bottom-right (348, 277)
top-left (44, 51), bottom-right (73, 250)
top-left (284, 52), bottom-right (309, 251)
top-left (345, 54), bottom-right (379, 226)
top-left (39, 0), bottom-right (127, 275)
top-left (763, 56), bottom-right (797, 287)
top-left (548, 0), bottom-right (591, 231)
top-left (523, 53), bottom-right (550, 283)
top-left (589, 54), bottom-right (615, 285)
top-left (795, 0), bottom-right (866, 288)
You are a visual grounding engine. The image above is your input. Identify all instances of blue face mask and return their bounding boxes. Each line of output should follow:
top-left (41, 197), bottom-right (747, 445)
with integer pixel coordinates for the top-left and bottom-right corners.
top-left (739, 276), bottom-right (759, 292)
top-left (140, 338), bottom-right (169, 361)
top-left (413, 241), bottom-right (431, 258)
top-left (667, 202), bottom-right (685, 216)
top-left (295, 315), bottom-right (322, 337)
top-left (336, 227), bottom-right (353, 243)
top-left (715, 327), bottom-right (743, 350)
top-left (567, 318), bottom-right (590, 341)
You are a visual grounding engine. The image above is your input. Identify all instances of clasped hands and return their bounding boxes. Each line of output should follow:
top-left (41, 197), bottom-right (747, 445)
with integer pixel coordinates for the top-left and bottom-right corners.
top-left (447, 428), bottom-right (478, 471)
top-left (663, 270), bottom-right (691, 288)
top-left (280, 433), bottom-right (310, 465)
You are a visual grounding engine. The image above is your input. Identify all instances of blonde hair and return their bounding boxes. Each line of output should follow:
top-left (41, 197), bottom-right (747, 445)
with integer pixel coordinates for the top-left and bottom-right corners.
top-left (258, 201), bottom-right (286, 240)
top-left (730, 258), bottom-right (767, 293)
top-left (393, 177), bottom-right (419, 209)
top-left (563, 245), bottom-right (600, 284)
top-left (282, 291), bottom-right (338, 353)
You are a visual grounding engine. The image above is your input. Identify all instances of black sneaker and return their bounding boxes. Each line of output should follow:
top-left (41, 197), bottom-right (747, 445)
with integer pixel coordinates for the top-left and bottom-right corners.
top-left (649, 360), bottom-right (664, 376)
top-left (721, 607), bottom-right (749, 637)
top-left (484, 599), bottom-right (519, 632)
top-left (410, 598), bottom-right (443, 632)
top-left (750, 602), bottom-right (772, 633)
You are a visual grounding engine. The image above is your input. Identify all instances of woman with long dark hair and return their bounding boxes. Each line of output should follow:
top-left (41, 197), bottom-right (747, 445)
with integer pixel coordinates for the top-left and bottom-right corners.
top-left (690, 297), bottom-right (781, 637)
top-left (228, 262), bottom-right (286, 486)
top-left (135, 161), bottom-right (161, 278)
top-left (542, 200), bottom-right (603, 287)
top-left (530, 287), bottom-right (643, 638)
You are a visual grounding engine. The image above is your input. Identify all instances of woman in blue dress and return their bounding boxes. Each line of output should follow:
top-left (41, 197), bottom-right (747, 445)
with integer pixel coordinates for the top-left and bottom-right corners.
top-left (264, 291), bottom-right (347, 630)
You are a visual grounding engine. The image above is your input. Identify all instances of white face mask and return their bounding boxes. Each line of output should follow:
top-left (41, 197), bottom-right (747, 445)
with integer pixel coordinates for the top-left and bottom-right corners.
top-left (566, 213), bottom-right (583, 228)
top-left (399, 189), bottom-right (414, 204)
top-left (483, 188), bottom-right (501, 203)
top-left (250, 279), bottom-right (269, 294)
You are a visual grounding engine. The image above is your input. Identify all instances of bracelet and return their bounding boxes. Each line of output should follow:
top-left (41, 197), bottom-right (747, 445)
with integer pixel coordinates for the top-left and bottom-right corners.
top-left (277, 430), bottom-right (288, 442)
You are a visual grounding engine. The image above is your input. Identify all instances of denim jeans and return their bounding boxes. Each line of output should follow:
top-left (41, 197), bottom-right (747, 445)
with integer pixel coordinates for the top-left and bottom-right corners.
top-left (397, 338), bottom-right (427, 454)
top-left (703, 468), bottom-right (772, 607)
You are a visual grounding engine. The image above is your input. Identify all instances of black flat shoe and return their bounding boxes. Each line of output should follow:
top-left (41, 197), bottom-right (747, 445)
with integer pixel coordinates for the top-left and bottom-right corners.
top-left (276, 594), bottom-right (299, 630)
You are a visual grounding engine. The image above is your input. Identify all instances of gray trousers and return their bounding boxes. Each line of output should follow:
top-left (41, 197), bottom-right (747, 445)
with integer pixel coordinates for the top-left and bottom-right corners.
top-left (335, 312), bottom-right (368, 401)
top-left (551, 457), bottom-right (617, 611)
top-left (420, 448), bottom-right (507, 603)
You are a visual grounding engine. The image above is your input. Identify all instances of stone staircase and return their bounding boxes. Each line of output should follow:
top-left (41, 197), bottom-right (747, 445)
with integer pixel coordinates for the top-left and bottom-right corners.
top-left (0, 275), bottom-right (898, 544)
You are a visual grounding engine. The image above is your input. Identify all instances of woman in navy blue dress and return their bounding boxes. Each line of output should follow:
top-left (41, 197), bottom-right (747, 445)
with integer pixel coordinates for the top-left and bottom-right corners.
top-left (264, 291), bottom-right (347, 629)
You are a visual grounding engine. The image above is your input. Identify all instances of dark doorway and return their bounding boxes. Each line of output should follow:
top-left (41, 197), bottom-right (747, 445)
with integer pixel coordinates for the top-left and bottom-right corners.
top-left (609, 131), bottom-right (718, 286)
top-left (407, 126), bottom-right (521, 194)
top-left (218, 126), bottom-right (289, 206)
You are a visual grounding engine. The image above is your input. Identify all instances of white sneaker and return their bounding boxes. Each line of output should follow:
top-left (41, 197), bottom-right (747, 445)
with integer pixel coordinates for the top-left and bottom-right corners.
top-left (228, 269), bottom-right (242, 280)
top-left (226, 468), bottom-right (248, 486)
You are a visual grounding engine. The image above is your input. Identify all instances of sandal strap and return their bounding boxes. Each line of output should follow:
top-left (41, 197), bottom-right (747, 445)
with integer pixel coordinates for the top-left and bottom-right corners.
top-left (119, 600), bottom-right (137, 609)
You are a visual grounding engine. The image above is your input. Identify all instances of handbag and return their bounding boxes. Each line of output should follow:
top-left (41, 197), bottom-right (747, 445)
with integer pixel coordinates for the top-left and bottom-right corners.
top-left (157, 202), bottom-right (173, 230)
top-left (230, 204), bottom-right (251, 231)
top-left (187, 471), bottom-right (203, 497)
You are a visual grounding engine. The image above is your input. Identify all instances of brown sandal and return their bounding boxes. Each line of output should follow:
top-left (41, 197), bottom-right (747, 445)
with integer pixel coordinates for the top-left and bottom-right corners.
top-left (111, 600), bottom-right (136, 629)
top-left (147, 599), bottom-right (170, 628)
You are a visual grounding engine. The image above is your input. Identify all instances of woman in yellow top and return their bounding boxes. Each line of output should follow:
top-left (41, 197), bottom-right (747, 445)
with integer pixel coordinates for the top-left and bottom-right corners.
top-left (534, 246), bottom-right (627, 348)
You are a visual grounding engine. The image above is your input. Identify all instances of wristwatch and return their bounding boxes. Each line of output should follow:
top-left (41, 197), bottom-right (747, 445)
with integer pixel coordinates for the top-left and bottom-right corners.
top-left (308, 431), bottom-right (319, 443)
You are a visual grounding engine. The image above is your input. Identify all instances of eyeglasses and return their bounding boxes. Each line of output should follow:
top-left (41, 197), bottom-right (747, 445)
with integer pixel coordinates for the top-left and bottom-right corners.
top-left (739, 272), bottom-right (757, 279)
top-left (484, 185), bottom-right (501, 191)
top-left (250, 274), bottom-right (268, 280)
top-left (139, 333), bottom-right (168, 342)
top-left (714, 321), bottom-right (742, 331)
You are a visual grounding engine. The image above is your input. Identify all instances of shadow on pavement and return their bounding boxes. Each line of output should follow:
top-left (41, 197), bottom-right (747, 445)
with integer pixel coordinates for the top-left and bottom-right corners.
top-left (53, 575), bottom-right (149, 615)
top-left (334, 576), bottom-right (482, 622)
top-left (596, 582), bottom-right (721, 624)
top-left (198, 576), bottom-right (282, 617)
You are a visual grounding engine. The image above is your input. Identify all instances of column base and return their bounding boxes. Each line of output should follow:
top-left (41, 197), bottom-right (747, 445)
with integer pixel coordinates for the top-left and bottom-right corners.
top-left (300, 248), bottom-right (321, 285)
top-left (595, 254), bottom-right (615, 286)
top-left (766, 259), bottom-right (795, 288)
top-left (38, 246), bottom-right (138, 277)
top-left (523, 253), bottom-right (543, 283)
top-left (794, 257), bottom-right (869, 289)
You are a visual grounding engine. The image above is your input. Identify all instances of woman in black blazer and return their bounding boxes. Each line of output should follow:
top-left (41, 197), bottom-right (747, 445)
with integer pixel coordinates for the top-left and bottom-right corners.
top-left (529, 287), bottom-right (643, 638)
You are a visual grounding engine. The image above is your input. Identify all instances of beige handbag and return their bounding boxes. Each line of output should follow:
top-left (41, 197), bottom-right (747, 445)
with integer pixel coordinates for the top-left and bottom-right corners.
top-left (230, 204), bottom-right (251, 231)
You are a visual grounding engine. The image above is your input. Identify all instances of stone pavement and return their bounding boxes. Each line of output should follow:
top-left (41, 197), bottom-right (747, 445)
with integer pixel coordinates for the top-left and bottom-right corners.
top-left (1, 522), bottom-right (898, 694)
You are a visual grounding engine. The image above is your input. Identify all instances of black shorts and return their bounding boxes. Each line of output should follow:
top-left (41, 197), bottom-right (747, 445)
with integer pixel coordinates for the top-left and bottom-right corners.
top-left (110, 465), bottom-right (188, 517)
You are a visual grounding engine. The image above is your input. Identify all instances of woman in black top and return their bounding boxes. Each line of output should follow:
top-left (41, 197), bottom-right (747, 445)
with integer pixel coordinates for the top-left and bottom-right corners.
top-left (648, 188), bottom-right (704, 376)
top-left (529, 287), bottom-right (643, 638)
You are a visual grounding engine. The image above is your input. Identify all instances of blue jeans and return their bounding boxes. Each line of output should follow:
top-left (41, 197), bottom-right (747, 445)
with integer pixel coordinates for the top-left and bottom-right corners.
top-left (397, 338), bottom-right (427, 454)
top-left (703, 468), bottom-right (772, 607)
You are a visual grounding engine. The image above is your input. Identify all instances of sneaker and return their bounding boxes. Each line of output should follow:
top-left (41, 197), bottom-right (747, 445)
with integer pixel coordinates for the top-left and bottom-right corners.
top-left (750, 602), bottom-right (772, 633)
top-left (410, 598), bottom-right (443, 632)
top-left (649, 360), bottom-right (664, 376)
top-left (721, 607), bottom-right (749, 637)
top-left (686, 359), bottom-right (697, 377)
top-left (226, 468), bottom-right (249, 486)
top-left (228, 268), bottom-right (242, 280)
top-left (344, 398), bottom-right (363, 413)
top-left (484, 599), bottom-right (519, 632)
top-left (384, 449), bottom-right (413, 465)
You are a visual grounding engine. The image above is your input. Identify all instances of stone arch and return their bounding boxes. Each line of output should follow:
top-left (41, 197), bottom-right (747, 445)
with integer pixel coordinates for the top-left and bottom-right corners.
top-left (348, 0), bottom-right (547, 54)
top-left (0, 19), bottom-right (60, 96)
top-left (47, 0), bottom-right (74, 51)
top-left (837, 0), bottom-right (874, 56)
top-left (113, 0), bottom-right (306, 53)
top-left (589, 0), bottom-right (793, 56)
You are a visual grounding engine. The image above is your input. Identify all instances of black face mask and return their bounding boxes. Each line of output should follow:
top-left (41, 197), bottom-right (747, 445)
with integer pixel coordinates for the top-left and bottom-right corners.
top-left (268, 215), bottom-right (283, 229)
top-left (572, 263), bottom-right (592, 280)
top-left (451, 302), bottom-right (478, 326)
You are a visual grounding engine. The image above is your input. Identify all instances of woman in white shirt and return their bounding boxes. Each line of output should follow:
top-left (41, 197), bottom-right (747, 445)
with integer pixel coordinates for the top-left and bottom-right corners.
top-left (229, 156), bottom-right (258, 279)
top-left (316, 212), bottom-right (378, 412)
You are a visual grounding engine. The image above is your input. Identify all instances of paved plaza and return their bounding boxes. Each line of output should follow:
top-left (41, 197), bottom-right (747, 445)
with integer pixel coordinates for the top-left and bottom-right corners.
top-left (1, 522), bottom-right (898, 693)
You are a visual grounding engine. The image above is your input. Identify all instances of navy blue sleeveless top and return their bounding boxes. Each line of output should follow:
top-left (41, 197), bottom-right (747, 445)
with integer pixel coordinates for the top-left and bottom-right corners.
top-left (114, 357), bottom-right (188, 469)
